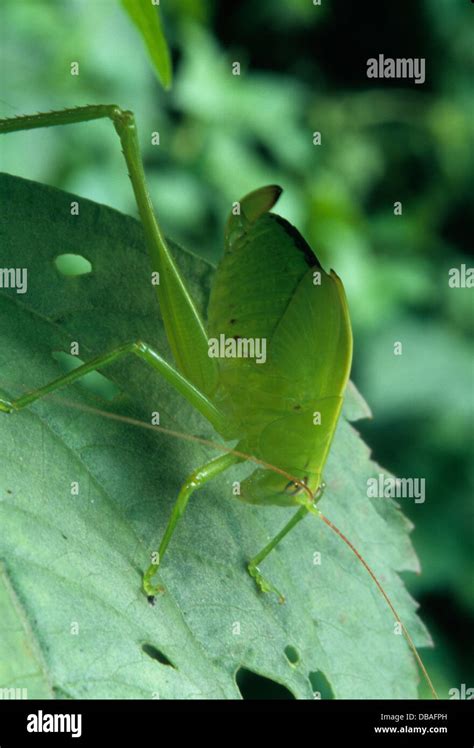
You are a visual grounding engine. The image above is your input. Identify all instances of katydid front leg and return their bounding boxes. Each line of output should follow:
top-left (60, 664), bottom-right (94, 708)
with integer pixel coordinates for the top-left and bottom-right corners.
top-left (143, 451), bottom-right (241, 600)
top-left (247, 506), bottom-right (309, 603)
top-left (247, 484), bottom-right (324, 602)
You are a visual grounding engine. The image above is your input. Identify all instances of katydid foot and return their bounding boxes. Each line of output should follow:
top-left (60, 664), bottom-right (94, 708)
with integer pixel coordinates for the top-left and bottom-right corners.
top-left (247, 562), bottom-right (285, 604)
top-left (142, 563), bottom-right (165, 604)
top-left (0, 398), bottom-right (14, 413)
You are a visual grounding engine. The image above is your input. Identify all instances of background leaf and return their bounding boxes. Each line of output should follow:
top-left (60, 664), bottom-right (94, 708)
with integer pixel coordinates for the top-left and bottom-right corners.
top-left (120, 0), bottom-right (172, 90)
top-left (1, 0), bottom-right (471, 701)
top-left (0, 173), bottom-right (431, 699)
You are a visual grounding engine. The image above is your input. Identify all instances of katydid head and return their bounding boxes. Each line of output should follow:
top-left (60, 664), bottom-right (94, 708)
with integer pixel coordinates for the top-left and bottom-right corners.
top-left (238, 466), bottom-right (321, 509)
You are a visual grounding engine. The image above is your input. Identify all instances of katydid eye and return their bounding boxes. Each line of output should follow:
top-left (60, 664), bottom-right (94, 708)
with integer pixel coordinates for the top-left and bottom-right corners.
top-left (284, 476), bottom-right (308, 495)
top-left (314, 481), bottom-right (326, 500)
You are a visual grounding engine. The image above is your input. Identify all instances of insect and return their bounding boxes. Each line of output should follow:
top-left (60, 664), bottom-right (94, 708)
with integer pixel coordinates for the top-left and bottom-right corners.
top-left (0, 104), bottom-right (351, 597)
top-left (0, 106), bottom-right (436, 696)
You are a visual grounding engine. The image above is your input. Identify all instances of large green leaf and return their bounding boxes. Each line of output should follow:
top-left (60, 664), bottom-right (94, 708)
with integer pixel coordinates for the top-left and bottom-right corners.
top-left (0, 563), bottom-right (53, 699)
top-left (0, 173), bottom-right (431, 699)
top-left (121, 0), bottom-right (172, 90)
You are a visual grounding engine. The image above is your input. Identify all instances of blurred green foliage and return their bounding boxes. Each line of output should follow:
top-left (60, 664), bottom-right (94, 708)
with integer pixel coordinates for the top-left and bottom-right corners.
top-left (0, 0), bottom-right (472, 698)
top-left (121, 0), bottom-right (172, 89)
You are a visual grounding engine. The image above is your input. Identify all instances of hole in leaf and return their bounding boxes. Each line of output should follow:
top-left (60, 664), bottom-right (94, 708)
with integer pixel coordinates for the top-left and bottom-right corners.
top-left (52, 352), bottom-right (120, 401)
top-left (141, 643), bottom-right (176, 668)
top-left (309, 670), bottom-right (334, 699)
top-left (54, 254), bottom-right (92, 276)
top-left (284, 645), bottom-right (300, 665)
top-left (52, 686), bottom-right (74, 699)
top-left (235, 667), bottom-right (295, 700)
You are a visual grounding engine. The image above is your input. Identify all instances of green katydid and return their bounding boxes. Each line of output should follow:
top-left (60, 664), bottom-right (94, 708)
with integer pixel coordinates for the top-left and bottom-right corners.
top-left (0, 105), bottom-right (437, 697)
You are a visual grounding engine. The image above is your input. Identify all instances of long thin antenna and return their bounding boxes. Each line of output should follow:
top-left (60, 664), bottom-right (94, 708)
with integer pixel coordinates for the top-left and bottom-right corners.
top-left (318, 511), bottom-right (438, 699)
top-left (47, 396), bottom-right (314, 500)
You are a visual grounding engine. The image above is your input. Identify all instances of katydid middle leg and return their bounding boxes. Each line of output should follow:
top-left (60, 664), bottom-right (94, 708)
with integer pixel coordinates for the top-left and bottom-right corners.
top-left (0, 340), bottom-right (224, 431)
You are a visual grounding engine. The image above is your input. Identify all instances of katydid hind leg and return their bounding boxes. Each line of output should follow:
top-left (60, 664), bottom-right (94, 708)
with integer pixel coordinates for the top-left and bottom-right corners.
top-left (0, 106), bottom-right (218, 397)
